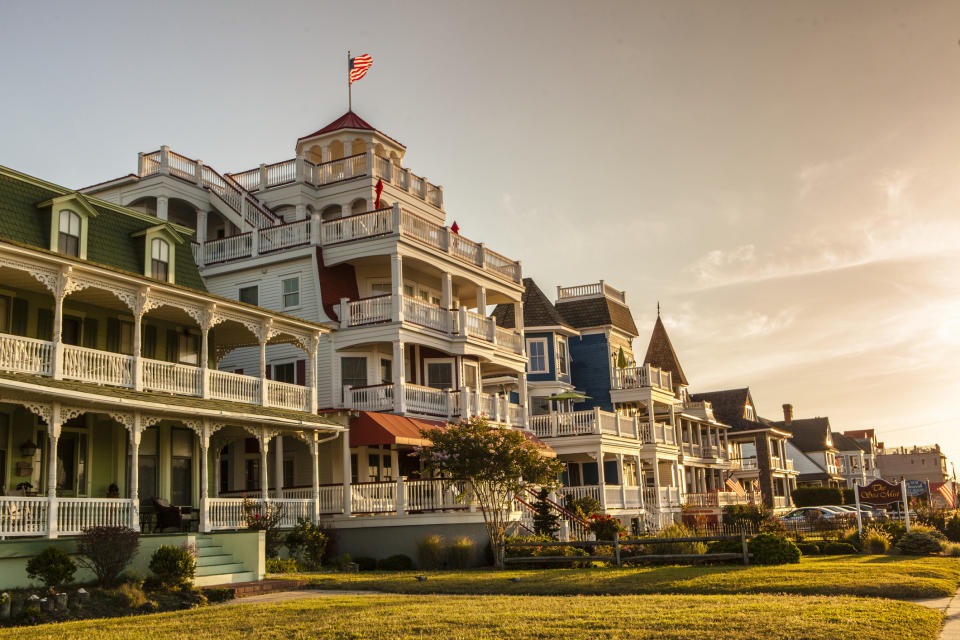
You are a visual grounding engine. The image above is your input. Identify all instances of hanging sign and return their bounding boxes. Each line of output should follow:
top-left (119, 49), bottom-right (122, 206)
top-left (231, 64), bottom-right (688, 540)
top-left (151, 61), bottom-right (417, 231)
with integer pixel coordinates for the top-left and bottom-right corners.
top-left (857, 479), bottom-right (902, 505)
top-left (905, 479), bottom-right (927, 497)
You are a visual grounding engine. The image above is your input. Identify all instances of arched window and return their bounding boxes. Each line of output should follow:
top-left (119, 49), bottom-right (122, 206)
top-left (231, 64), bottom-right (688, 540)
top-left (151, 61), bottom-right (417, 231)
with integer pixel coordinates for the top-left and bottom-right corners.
top-left (151, 238), bottom-right (170, 281)
top-left (58, 210), bottom-right (81, 256)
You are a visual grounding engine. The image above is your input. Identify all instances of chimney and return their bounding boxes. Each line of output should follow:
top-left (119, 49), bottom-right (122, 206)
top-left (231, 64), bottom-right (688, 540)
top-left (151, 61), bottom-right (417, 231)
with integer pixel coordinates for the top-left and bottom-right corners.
top-left (782, 403), bottom-right (794, 425)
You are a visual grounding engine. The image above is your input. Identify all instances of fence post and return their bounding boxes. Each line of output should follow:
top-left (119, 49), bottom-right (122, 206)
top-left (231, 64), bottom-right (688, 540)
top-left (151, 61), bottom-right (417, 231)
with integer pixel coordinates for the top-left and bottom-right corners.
top-left (614, 537), bottom-right (622, 567)
top-left (741, 532), bottom-right (749, 566)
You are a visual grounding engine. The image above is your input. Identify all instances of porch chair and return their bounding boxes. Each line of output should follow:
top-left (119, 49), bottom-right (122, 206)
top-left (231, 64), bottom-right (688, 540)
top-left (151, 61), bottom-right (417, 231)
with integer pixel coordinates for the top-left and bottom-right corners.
top-left (151, 498), bottom-right (184, 532)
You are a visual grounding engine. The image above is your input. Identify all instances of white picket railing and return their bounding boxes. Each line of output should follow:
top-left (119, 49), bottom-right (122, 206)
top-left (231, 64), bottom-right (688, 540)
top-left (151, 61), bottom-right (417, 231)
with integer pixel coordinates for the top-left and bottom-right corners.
top-left (259, 219), bottom-right (311, 254)
top-left (321, 207), bottom-right (393, 244)
top-left (209, 369), bottom-right (261, 404)
top-left (266, 380), bottom-right (308, 411)
top-left (62, 344), bottom-right (134, 387)
top-left (318, 485), bottom-right (344, 514)
top-left (349, 384), bottom-right (395, 411)
top-left (507, 403), bottom-right (524, 427)
top-left (0, 497), bottom-right (49, 537)
top-left (0, 334), bottom-right (52, 376)
top-left (204, 233), bottom-right (253, 264)
top-left (614, 364), bottom-right (672, 392)
top-left (463, 310), bottom-right (494, 341)
top-left (207, 498), bottom-right (248, 530)
top-left (58, 498), bottom-right (133, 535)
top-left (346, 295), bottom-right (392, 327)
top-left (280, 487), bottom-right (314, 500)
top-left (403, 296), bottom-right (452, 333)
top-left (494, 326), bottom-right (523, 354)
top-left (404, 479), bottom-right (464, 512)
top-left (142, 359), bottom-right (202, 396)
top-left (405, 383), bottom-right (451, 416)
top-left (351, 482), bottom-right (396, 514)
top-left (557, 486), bottom-right (602, 503)
top-left (400, 209), bottom-right (446, 249)
top-left (274, 498), bottom-right (314, 528)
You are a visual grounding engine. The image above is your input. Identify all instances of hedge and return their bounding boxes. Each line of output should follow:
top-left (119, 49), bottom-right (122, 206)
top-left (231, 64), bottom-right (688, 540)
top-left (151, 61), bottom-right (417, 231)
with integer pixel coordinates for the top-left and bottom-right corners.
top-left (791, 487), bottom-right (844, 507)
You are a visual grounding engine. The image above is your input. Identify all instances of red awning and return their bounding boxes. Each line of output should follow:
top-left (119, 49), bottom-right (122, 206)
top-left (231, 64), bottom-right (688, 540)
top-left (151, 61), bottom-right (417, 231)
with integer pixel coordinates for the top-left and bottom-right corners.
top-left (349, 412), bottom-right (445, 447)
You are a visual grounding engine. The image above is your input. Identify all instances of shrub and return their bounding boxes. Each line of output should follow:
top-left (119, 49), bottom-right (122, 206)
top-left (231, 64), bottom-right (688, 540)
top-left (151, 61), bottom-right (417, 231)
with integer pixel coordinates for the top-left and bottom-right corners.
top-left (417, 534), bottom-right (446, 570)
top-left (149, 545), bottom-right (197, 589)
top-left (266, 557), bottom-right (298, 573)
top-left (839, 527), bottom-right (862, 550)
top-left (104, 582), bottom-right (149, 609)
top-left (706, 538), bottom-right (742, 555)
top-left (722, 503), bottom-right (768, 529)
top-left (796, 542), bottom-right (820, 555)
top-left (243, 498), bottom-right (284, 558)
top-left (821, 542), bottom-right (859, 555)
top-left (879, 521), bottom-right (907, 544)
top-left (791, 487), bottom-right (843, 507)
top-left (897, 531), bottom-right (943, 555)
top-left (532, 489), bottom-right (560, 537)
top-left (564, 495), bottom-right (601, 520)
top-left (354, 556), bottom-right (377, 571)
top-left (648, 524), bottom-right (707, 555)
top-left (76, 526), bottom-right (141, 587)
top-left (504, 535), bottom-right (588, 566)
top-left (588, 514), bottom-right (626, 541)
top-left (377, 554), bottom-right (413, 571)
top-left (446, 537), bottom-right (475, 569)
top-left (946, 515), bottom-right (960, 543)
top-left (942, 542), bottom-right (960, 557)
top-left (26, 546), bottom-right (76, 591)
top-left (284, 518), bottom-right (328, 570)
top-left (861, 526), bottom-right (892, 554)
top-left (749, 534), bottom-right (801, 565)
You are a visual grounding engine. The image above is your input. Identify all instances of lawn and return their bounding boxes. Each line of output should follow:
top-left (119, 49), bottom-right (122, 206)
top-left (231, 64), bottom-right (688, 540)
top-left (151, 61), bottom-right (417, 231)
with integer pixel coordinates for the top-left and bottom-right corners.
top-left (284, 555), bottom-right (960, 599)
top-left (1, 593), bottom-right (942, 640)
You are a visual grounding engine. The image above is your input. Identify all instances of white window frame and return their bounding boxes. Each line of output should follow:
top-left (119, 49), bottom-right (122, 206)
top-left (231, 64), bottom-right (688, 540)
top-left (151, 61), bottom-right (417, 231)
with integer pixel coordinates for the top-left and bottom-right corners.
top-left (555, 336), bottom-right (568, 376)
top-left (281, 276), bottom-right (301, 311)
top-left (526, 338), bottom-right (548, 374)
top-left (424, 357), bottom-right (455, 390)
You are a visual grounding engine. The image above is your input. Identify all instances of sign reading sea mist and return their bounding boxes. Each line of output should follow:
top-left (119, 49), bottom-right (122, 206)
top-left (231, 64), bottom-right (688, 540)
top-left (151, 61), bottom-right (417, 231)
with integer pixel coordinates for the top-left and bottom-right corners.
top-left (857, 479), bottom-right (902, 505)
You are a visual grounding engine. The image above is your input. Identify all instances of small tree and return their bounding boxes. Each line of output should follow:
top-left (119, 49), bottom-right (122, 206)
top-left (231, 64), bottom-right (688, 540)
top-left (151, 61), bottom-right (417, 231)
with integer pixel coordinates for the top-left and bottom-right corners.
top-left (419, 416), bottom-right (564, 568)
top-left (26, 547), bottom-right (76, 591)
top-left (76, 526), bottom-right (140, 587)
top-left (532, 488), bottom-right (560, 538)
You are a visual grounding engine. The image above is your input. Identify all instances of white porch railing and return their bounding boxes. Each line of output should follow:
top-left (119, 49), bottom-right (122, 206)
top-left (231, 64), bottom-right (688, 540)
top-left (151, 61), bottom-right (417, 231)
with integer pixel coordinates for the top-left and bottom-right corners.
top-left (259, 219), bottom-right (311, 254)
top-left (266, 380), bottom-right (309, 412)
top-left (613, 364), bottom-right (673, 392)
top-left (349, 384), bottom-right (395, 412)
top-left (557, 281), bottom-right (627, 304)
top-left (321, 207), bottom-right (393, 245)
top-left (463, 309), bottom-right (494, 341)
top-left (405, 479), bottom-right (464, 512)
top-left (0, 334), bottom-right (52, 376)
top-left (405, 383), bottom-right (451, 416)
top-left (62, 344), bottom-right (134, 387)
top-left (281, 487), bottom-right (314, 500)
top-left (351, 482), bottom-right (397, 514)
top-left (318, 485), bottom-right (344, 515)
top-left (0, 496), bottom-right (49, 537)
top-left (209, 369), bottom-right (261, 404)
top-left (142, 359), bottom-right (202, 396)
top-left (403, 296), bottom-right (453, 333)
top-left (208, 498), bottom-right (247, 530)
top-left (58, 498), bottom-right (133, 535)
top-left (532, 409), bottom-right (675, 445)
top-left (494, 326), bottom-right (523, 354)
top-left (204, 233), bottom-right (253, 264)
top-left (557, 485), bottom-right (602, 503)
top-left (345, 295), bottom-right (392, 327)
top-left (274, 498), bottom-right (313, 528)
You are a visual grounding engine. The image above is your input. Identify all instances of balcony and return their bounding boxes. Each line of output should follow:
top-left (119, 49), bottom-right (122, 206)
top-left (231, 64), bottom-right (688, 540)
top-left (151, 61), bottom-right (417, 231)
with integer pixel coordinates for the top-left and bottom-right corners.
top-left (685, 491), bottom-right (762, 507)
top-left (321, 207), bottom-right (521, 284)
top-left (681, 443), bottom-right (727, 460)
top-left (678, 400), bottom-right (716, 421)
top-left (338, 295), bottom-right (524, 356)
top-left (345, 383), bottom-right (525, 428)
top-left (529, 409), bottom-right (677, 445)
top-left (612, 364), bottom-right (673, 393)
top-left (0, 333), bottom-right (310, 413)
top-left (556, 485), bottom-right (644, 511)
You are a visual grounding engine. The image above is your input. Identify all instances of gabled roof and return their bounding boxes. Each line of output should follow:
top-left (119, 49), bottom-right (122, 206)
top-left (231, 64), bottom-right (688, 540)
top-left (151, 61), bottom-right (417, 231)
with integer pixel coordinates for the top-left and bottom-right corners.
top-left (831, 432), bottom-right (864, 453)
top-left (555, 296), bottom-right (638, 337)
top-left (689, 388), bottom-right (773, 433)
top-left (297, 111), bottom-right (405, 148)
top-left (643, 315), bottom-right (688, 386)
top-left (492, 278), bottom-right (574, 331)
top-left (772, 417), bottom-right (834, 452)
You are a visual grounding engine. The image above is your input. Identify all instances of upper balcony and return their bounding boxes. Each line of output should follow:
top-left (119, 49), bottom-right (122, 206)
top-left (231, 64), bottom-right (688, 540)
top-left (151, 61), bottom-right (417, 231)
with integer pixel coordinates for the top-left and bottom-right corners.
top-left (345, 383), bottom-right (525, 429)
top-left (529, 409), bottom-right (677, 446)
top-left (731, 456), bottom-right (795, 473)
top-left (613, 364), bottom-right (673, 393)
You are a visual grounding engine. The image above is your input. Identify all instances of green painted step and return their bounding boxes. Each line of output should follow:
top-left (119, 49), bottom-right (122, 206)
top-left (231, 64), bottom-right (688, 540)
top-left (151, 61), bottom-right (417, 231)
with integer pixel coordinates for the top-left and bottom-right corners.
top-left (197, 562), bottom-right (246, 576)
top-left (195, 571), bottom-right (257, 587)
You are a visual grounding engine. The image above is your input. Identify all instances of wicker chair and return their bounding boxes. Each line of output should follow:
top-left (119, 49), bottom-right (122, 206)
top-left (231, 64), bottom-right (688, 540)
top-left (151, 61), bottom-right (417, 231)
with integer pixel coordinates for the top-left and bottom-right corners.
top-left (151, 498), bottom-right (183, 531)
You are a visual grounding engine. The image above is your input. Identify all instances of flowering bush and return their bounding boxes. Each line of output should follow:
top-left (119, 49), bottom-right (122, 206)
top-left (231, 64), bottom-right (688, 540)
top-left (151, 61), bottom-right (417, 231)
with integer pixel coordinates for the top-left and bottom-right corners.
top-left (588, 514), bottom-right (626, 541)
top-left (243, 498), bottom-right (285, 557)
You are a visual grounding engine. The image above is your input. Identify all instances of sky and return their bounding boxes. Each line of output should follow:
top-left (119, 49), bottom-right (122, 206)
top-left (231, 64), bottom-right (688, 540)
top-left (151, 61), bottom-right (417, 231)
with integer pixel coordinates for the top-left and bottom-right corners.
top-left (1, 1), bottom-right (959, 466)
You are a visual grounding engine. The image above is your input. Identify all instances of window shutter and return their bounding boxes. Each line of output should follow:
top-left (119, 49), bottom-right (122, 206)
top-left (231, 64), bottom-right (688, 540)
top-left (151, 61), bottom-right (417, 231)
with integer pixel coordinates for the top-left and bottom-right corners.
top-left (296, 359), bottom-right (306, 386)
top-left (83, 318), bottom-right (98, 349)
top-left (265, 364), bottom-right (272, 380)
top-left (166, 329), bottom-right (179, 363)
top-left (37, 308), bottom-right (53, 341)
top-left (106, 318), bottom-right (121, 353)
top-left (142, 324), bottom-right (157, 359)
top-left (10, 299), bottom-right (27, 336)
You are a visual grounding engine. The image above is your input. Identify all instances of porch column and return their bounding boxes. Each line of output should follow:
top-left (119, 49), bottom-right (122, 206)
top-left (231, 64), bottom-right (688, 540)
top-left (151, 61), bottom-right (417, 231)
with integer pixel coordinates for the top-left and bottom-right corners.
top-left (273, 435), bottom-right (284, 498)
top-left (196, 210), bottom-right (208, 246)
top-left (647, 401), bottom-right (655, 437)
top-left (341, 430), bottom-right (352, 516)
top-left (199, 422), bottom-right (210, 532)
top-left (308, 333), bottom-right (320, 413)
top-left (617, 453), bottom-right (627, 508)
top-left (310, 435), bottom-right (320, 522)
top-left (596, 446), bottom-right (606, 511)
top-left (258, 325), bottom-right (269, 406)
top-left (441, 272), bottom-right (453, 310)
top-left (47, 404), bottom-right (61, 538)
top-left (157, 196), bottom-right (168, 221)
top-left (669, 403), bottom-right (677, 443)
top-left (200, 317), bottom-right (211, 399)
top-left (133, 305), bottom-right (144, 391)
top-left (52, 276), bottom-right (66, 380)
top-left (476, 286), bottom-right (487, 315)
top-left (634, 454), bottom-right (644, 507)
top-left (259, 432), bottom-right (270, 504)
top-left (391, 253), bottom-right (404, 323)
top-left (518, 372), bottom-right (529, 429)
top-left (129, 413), bottom-right (141, 531)
top-left (652, 457), bottom-right (661, 507)
top-left (393, 341), bottom-right (406, 414)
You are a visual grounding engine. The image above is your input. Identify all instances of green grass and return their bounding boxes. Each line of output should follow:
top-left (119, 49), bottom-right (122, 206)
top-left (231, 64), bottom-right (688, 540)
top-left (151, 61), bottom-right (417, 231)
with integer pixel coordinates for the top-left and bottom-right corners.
top-left (1, 594), bottom-right (942, 640)
top-left (284, 556), bottom-right (960, 599)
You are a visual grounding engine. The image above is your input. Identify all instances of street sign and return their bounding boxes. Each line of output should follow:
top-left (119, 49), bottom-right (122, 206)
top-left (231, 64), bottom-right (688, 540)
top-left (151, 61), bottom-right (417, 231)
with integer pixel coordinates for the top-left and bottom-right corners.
top-left (857, 479), bottom-right (902, 505)
top-left (905, 479), bottom-right (927, 497)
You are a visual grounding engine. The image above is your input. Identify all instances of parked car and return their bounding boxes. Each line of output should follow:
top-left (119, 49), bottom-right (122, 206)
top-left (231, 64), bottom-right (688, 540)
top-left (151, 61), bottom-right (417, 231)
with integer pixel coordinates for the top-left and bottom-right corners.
top-left (781, 506), bottom-right (846, 522)
top-left (828, 505), bottom-right (875, 521)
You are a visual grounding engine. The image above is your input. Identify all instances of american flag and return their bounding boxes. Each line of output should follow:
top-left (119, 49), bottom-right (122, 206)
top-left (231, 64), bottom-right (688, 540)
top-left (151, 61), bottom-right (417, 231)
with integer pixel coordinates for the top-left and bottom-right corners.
top-left (349, 54), bottom-right (373, 84)
top-left (938, 481), bottom-right (955, 508)
top-left (725, 477), bottom-right (746, 498)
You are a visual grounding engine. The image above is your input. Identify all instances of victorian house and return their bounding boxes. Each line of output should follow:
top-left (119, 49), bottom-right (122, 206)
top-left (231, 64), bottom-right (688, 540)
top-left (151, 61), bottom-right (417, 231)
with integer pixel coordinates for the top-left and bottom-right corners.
top-left (772, 406), bottom-right (844, 488)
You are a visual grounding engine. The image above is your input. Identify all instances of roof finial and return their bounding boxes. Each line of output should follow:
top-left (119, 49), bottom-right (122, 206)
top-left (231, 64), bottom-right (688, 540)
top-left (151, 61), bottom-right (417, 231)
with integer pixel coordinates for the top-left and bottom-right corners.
top-left (657, 301), bottom-right (661, 318)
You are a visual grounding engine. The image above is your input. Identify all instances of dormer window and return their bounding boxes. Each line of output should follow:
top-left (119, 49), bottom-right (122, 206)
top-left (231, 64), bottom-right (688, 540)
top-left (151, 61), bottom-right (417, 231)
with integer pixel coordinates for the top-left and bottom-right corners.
top-left (58, 210), bottom-right (81, 257)
top-left (744, 405), bottom-right (755, 421)
top-left (151, 238), bottom-right (170, 281)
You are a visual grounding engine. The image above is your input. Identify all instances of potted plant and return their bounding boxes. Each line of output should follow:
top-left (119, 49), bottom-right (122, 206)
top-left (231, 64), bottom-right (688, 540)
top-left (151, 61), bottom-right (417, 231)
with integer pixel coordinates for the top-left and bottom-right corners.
top-left (107, 483), bottom-right (120, 499)
top-left (16, 481), bottom-right (33, 496)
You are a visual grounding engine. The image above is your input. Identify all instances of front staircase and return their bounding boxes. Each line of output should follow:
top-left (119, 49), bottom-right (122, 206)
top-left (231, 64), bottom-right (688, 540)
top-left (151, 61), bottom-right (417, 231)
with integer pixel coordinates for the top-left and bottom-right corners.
top-left (194, 534), bottom-right (258, 587)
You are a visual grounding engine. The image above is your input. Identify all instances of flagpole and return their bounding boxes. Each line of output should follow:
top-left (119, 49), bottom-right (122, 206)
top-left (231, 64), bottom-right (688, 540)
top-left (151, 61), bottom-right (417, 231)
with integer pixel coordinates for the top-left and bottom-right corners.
top-left (347, 50), bottom-right (352, 112)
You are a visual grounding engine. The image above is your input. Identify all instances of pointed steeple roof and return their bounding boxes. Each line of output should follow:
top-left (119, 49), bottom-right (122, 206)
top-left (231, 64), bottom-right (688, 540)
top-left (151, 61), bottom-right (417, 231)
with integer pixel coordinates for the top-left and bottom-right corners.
top-left (297, 111), bottom-right (405, 148)
top-left (492, 278), bottom-right (574, 330)
top-left (643, 315), bottom-right (688, 386)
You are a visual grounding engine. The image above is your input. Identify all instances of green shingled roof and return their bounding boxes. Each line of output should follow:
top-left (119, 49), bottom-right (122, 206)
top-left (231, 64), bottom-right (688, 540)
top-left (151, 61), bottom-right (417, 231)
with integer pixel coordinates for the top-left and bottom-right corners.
top-left (0, 166), bottom-right (205, 291)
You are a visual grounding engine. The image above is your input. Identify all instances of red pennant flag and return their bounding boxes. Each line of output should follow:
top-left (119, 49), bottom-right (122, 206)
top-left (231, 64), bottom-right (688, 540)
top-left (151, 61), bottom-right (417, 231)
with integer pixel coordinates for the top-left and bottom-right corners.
top-left (451, 221), bottom-right (460, 234)
top-left (375, 179), bottom-right (383, 209)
